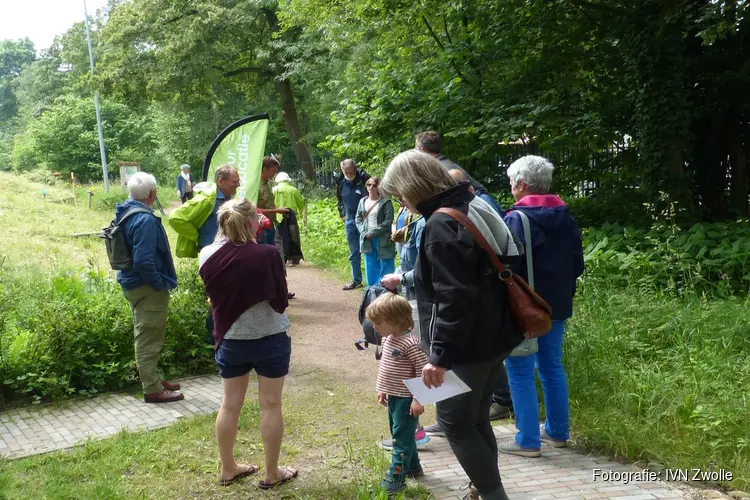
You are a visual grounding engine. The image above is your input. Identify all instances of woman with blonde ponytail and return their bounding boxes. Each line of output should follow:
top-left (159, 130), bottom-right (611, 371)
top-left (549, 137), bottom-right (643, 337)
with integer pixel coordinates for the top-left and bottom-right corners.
top-left (198, 198), bottom-right (297, 489)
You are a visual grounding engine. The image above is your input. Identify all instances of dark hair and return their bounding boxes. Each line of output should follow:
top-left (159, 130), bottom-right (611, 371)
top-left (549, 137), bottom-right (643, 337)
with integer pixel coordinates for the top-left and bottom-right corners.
top-left (262, 155), bottom-right (280, 169)
top-left (366, 176), bottom-right (381, 187)
top-left (415, 131), bottom-right (442, 154)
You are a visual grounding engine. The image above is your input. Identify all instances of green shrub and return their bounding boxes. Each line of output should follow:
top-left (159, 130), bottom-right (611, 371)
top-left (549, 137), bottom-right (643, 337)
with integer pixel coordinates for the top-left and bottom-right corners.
top-left (584, 220), bottom-right (750, 296)
top-left (0, 264), bottom-right (213, 405)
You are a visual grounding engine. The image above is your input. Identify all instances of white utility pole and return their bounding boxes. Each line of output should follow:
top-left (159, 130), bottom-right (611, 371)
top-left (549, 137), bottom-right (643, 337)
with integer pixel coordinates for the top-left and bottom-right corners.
top-left (83, 0), bottom-right (110, 192)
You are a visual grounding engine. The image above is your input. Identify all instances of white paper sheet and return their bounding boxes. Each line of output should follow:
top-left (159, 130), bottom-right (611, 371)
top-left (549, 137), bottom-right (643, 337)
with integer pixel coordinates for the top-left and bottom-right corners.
top-left (403, 370), bottom-right (471, 404)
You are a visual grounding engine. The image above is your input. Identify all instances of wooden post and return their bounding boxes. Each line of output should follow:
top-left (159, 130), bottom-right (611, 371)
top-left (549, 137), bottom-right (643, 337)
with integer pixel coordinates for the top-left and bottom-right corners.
top-left (87, 190), bottom-right (94, 209)
top-left (71, 172), bottom-right (76, 205)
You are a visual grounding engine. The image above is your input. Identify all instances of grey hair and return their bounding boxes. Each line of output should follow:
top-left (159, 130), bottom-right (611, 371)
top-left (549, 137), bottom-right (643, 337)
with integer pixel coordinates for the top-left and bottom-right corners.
top-left (507, 155), bottom-right (554, 194)
top-left (381, 150), bottom-right (456, 209)
top-left (127, 172), bottom-right (157, 201)
top-left (340, 158), bottom-right (356, 170)
top-left (215, 164), bottom-right (236, 182)
top-left (448, 168), bottom-right (469, 182)
top-left (180, 164), bottom-right (190, 171)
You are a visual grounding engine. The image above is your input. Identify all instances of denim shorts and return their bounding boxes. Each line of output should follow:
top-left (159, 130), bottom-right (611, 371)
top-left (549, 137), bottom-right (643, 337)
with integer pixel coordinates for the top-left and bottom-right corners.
top-left (215, 333), bottom-right (291, 379)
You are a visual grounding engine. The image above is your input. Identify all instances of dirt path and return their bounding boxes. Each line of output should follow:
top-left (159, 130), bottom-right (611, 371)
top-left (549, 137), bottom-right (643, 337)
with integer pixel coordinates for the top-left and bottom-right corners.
top-left (284, 263), bottom-right (378, 386)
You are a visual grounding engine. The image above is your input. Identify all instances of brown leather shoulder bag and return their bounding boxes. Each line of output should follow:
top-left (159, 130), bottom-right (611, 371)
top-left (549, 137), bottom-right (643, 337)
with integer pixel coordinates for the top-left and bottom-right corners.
top-left (435, 207), bottom-right (552, 338)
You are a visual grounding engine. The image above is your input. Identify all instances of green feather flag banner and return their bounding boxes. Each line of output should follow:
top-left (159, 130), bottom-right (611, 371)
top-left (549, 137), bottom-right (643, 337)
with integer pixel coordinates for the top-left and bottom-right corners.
top-left (203, 113), bottom-right (269, 202)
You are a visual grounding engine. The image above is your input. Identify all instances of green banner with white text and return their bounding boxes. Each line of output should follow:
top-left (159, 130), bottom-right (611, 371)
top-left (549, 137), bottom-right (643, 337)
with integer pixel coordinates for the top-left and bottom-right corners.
top-left (204, 114), bottom-right (269, 203)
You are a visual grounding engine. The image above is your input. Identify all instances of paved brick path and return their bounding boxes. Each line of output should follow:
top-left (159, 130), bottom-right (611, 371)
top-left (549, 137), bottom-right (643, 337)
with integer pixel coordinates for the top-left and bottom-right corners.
top-left (1, 376), bottom-right (701, 499)
top-left (418, 425), bottom-right (692, 499)
top-left (0, 374), bottom-right (223, 459)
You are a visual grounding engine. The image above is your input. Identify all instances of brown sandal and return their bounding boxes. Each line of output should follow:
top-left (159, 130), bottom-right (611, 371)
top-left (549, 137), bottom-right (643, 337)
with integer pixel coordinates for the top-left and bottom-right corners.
top-left (219, 464), bottom-right (259, 486)
top-left (258, 466), bottom-right (298, 490)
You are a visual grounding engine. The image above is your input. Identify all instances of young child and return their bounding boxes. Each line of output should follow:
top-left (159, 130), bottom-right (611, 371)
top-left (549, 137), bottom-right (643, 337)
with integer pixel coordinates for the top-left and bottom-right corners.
top-left (366, 293), bottom-right (428, 496)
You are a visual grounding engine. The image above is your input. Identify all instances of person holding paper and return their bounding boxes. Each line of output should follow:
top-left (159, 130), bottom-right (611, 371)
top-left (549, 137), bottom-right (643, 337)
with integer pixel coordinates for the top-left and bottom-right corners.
top-left (366, 293), bottom-right (428, 497)
top-left (381, 150), bottom-right (524, 500)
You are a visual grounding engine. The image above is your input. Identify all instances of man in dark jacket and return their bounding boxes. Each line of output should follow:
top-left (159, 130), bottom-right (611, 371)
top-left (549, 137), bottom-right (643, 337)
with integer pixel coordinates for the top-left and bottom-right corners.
top-left (415, 130), bottom-right (488, 193)
top-left (116, 172), bottom-right (183, 404)
top-left (335, 159), bottom-right (371, 290)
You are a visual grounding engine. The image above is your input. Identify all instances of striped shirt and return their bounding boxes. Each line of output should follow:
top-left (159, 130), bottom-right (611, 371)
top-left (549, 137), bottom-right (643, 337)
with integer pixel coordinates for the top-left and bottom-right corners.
top-left (376, 333), bottom-right (428, 398)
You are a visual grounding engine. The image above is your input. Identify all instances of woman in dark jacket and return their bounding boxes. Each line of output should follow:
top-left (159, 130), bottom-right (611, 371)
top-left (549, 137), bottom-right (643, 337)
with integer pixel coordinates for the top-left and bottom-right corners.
top-left (381, 150), bottom-right (524, 500)
top-left (499, 155), bottom-right (584, 458)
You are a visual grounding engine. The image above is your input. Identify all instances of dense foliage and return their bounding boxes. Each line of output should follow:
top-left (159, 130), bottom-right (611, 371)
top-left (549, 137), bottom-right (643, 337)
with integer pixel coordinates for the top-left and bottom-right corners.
top-left (0, 265), bottom-right (213, 404)
top-left (1, 1), bottom-right (749, 220)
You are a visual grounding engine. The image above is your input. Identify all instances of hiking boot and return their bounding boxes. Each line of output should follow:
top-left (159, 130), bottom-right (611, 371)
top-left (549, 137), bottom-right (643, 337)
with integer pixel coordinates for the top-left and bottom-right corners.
top-left (161, 380), bottom-right (181, 391)
top-left (342, 281), bottom-right (362, 291)
top-left (489, 402), bottom-right (511, 421)
top-left (406, 463), bottom-right (424, 478)
top-left (540, 425), bottom-right (568, 448)
top-left (498, 439), bottom-right (541, 458)
top-left (423, 422), bottom-right (444, 436)
top-left (379, 477), bottom-right (406, 497)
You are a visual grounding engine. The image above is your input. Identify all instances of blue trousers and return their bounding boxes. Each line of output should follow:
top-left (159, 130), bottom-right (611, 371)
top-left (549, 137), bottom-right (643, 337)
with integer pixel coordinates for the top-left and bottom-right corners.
top-left (504, 320), bottom-right (569, 449)
top-left (345, 218), bottom-right (363, 284)
top-left (363, 238), bottom-right (395, 286)
top-left (262, 227), bottom-right (276, 245)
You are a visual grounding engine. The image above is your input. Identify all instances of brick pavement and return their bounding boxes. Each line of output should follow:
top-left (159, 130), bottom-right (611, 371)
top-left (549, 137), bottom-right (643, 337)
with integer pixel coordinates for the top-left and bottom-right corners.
top-left (0, 374), bottom-right (223, 459)
top-left (417, 424), bottom-right (693, 500)
top-left (0, 375), bottom-right (716, 499)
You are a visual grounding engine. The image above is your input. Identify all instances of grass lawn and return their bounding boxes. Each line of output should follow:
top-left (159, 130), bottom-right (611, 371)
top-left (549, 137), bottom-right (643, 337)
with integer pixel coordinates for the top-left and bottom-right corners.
top-left (0, 369), bottom-right (433, 499)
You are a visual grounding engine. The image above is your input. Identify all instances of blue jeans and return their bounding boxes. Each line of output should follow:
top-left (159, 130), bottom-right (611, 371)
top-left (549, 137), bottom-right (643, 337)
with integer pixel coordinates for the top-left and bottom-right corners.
top-left (345, 218), bottom-right (363, 283)
top-left (363, 238), bottom-right (395, 286)
top-left (504, 320), bottom-right (569, 449)
top-left (262, 227), bottom-right (276, 245)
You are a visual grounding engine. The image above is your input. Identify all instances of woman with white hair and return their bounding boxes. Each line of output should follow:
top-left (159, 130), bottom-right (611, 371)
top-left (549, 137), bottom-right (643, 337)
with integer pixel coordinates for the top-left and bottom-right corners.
top-left (176, 164), bottom-right (195, 204)
top-left (381, 150), bottom-right (524, 500)
top-left (499, 155), bottom-right (584, 458)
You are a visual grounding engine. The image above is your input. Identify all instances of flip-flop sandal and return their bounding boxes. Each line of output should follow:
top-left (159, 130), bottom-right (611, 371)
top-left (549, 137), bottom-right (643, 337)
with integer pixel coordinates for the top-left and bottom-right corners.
top-left (219, 464), bottom-right (259, 486)
top-left (258, 466), bottom-right (298, 490)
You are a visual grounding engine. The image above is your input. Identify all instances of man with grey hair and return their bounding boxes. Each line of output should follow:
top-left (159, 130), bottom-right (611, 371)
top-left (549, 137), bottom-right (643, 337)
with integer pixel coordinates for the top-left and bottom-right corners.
top-left (169, 164), bottom-right (240, 258)
top-left (335, 158), bottom-right (371, 290)
top-left (115, 172), bottom-right (182, 403)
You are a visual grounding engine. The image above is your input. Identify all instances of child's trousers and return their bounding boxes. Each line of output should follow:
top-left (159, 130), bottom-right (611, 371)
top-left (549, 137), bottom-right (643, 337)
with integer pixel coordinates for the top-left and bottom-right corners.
top-left (387, 395), bottom-right (419, 482)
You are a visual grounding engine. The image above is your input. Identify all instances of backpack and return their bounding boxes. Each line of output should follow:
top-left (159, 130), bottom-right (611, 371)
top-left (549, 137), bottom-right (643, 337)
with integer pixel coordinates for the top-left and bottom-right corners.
top-left (100, 208), bottom-right (153, 271)
top-left (356, 284), bottom-right (397, 359)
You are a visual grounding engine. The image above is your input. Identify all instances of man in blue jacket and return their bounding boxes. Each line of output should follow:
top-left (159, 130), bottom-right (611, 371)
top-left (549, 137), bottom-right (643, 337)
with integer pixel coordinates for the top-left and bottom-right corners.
top-left (335, 159), bottom-right (371, 290)
top-left (116, 172), bottom-right (183, 403)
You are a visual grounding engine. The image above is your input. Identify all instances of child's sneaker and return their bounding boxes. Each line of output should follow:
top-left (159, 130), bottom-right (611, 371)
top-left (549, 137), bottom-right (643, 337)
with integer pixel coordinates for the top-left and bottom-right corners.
top-left (415, 427), bottom-right (430, 446)
top-left (379, 477), bottom-right (406, 497)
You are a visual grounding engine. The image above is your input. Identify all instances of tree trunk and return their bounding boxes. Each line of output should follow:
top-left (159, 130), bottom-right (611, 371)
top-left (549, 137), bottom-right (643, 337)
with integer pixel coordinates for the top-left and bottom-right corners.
top-left (275, 79), bottom-right (315, 180)
top-left (729, 128), bottom-right (749, 217)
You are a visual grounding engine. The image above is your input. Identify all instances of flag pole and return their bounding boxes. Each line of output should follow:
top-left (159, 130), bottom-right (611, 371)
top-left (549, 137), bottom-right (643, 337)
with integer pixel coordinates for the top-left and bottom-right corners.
top-left (83, 0), bottom-right (110, 193)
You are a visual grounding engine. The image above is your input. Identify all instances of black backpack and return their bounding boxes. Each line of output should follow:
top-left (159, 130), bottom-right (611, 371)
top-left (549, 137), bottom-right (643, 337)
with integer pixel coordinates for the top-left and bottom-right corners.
top-left (356, 284), bottom-right (397, 359)
top-left (100, 208), bottom-right (153, 271)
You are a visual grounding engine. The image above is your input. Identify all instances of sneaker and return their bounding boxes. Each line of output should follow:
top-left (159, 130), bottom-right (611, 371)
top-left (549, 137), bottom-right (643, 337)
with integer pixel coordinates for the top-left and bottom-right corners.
top-left (540, 425), bottom-right (568, 448)
top-left (342, 281), bottom-right (362, 291)
top-left (489, 402), bottom-right (511, 421)
top-left (415, 427), bottom-right (430, 446)
top-left (380, 437), bottom-right (430, 451)
top-left (379, 477), bottom-right (406, 497)
top-left (423, 422), bottom-right (444, 436)
top-left (459, 482), bottom-right (480, 500)
top-left (498, 439), bottom-right (541, 458)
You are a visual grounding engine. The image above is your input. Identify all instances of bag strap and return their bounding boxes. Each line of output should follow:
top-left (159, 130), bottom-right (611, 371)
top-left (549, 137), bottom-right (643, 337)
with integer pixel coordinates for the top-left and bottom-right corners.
top-left (362, 199), bottom-right (380, 220)
top-left (434, 207), bottom-right (510, 277)
top-left (118, 207), bottom-right (153, 225)
top-left (516, 210), bottom-right (535, 290)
